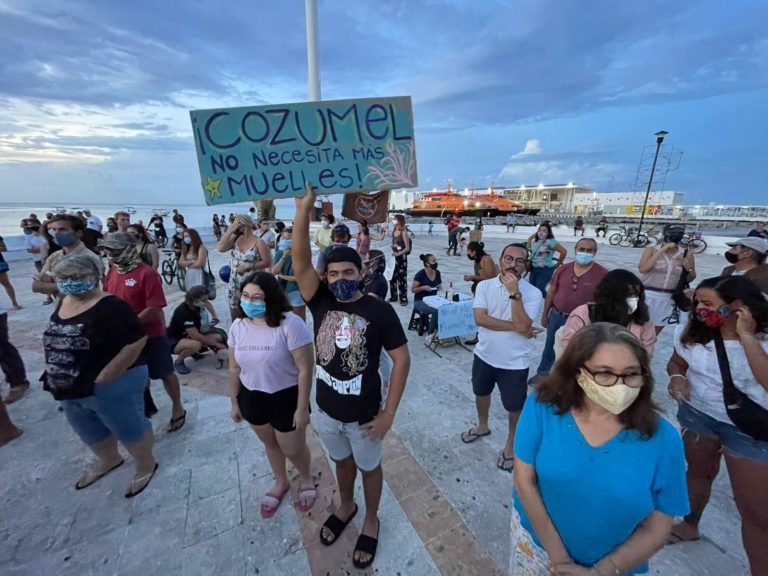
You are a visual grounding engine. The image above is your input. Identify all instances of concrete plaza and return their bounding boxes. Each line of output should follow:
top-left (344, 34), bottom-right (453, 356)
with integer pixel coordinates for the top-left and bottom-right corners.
top-left (0, 223), bottom-right (751, 575)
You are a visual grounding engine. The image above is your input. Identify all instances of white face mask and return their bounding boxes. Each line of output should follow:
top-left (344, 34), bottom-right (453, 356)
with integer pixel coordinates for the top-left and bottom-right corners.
top-left (626, 297), bottom-right (639, 314)
top-left (321, 220), bottom-right (329, 228)
top-left (576, 369), bottom-right (641, 415)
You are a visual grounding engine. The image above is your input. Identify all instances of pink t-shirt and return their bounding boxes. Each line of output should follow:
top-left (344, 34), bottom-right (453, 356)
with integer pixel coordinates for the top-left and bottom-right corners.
top-left (560, 303), bottom-right (657, 356)
top-left (229, 313), bottom-right (314, 393)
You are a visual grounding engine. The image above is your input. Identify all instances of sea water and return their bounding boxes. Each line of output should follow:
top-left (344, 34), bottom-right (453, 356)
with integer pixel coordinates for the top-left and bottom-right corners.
top-left (0, 199), bottom-right (304, 237)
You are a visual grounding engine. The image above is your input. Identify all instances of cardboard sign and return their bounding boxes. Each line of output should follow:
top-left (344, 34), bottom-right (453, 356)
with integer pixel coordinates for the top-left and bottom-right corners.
top-left (190, 96), bottom-right (418, 206)
top-left (341, 190), bottom-right (391, 224)
top-left (437, 300), bottom-right (477, 339)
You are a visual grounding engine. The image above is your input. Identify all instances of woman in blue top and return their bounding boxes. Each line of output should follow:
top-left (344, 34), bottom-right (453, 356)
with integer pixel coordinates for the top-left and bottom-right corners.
top-left (412, 253), bottom-right (442, 343)
top-left (512, 322), bottom-right (688, 575)
top-left (527, 223), bottom-right (567, 297)
top-left (271, 228), bottom-right (305, 320)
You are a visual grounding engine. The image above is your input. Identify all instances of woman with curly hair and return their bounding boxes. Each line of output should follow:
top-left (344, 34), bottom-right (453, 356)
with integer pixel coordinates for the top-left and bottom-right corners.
top-left (559, 269), bottom-right (656, 356)
top-left (512, 323), bottom-right (688, 575)
top-left (666, 276), bottom-right (768, 574)
top-left (228, 272), bottom-right (316, 518)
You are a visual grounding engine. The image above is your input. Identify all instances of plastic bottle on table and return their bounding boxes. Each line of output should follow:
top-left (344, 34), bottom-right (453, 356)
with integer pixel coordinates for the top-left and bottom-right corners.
top-left (447, 281), bottom-right (454, 302)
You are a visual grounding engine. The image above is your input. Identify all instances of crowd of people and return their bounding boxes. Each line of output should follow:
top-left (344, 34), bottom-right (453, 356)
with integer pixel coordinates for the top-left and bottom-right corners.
top-left (0, 200), bottom-right (767, 575)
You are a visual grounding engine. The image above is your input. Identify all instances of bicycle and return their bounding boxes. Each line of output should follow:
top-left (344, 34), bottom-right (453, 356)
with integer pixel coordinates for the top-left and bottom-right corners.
top-left (160, 250), bottom-right (186, 291)
top-left (608, 226), bottom-right (650, 247)
top-left (148, 228), bottom-right (168, 248)
top-left (680, 230), bottom-right (707, 254)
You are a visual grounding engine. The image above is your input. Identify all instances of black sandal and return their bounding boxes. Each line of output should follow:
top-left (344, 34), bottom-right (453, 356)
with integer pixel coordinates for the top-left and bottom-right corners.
top-left (167, 410), bottom-right (187, 433)
top-left (319, 503), bottom-right (358, 546)
top-left (352, 518), bottom-right (380, 569)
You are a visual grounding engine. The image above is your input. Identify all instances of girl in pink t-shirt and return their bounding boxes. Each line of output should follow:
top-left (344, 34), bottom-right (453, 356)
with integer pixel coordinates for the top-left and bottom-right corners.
top-left (228, 272), bottom-right (315, 519)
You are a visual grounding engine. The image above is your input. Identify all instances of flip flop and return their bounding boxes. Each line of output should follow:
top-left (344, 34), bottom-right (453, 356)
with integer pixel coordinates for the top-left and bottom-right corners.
top-left (124, 462), bottom-right (159, 499)
top-left (5, 383), bottom-right (30, 404)
top-left (496, 452), bottom-right (515, 473)
top-left (461, 428), bottom-right (491, 444)
top-left (296, 487), bottom-right (317, 513)
top-left (352, 518), bottom-right (380, 570)
top-left (167, 410), bottom-right (187, 433)
top-left (75, 459), bottom-right (125, 490)
top-left (319, 503), bottom-right (358, 546)
top-left (260, 485), bottom-right (290, 519)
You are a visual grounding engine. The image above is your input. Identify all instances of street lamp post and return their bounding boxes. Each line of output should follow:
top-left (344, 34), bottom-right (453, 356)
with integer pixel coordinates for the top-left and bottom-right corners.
top-left (635, 130), bottom-right (668, 245)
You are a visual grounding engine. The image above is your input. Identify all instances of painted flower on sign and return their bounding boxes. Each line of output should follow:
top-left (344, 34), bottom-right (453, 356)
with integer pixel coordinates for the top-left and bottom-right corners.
top-left (365, 140), bottom-right (416, 189)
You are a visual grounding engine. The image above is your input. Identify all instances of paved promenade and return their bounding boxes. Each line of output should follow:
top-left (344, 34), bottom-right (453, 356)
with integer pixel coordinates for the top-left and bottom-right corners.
top-left (0, 223), bottom-right (751, 575)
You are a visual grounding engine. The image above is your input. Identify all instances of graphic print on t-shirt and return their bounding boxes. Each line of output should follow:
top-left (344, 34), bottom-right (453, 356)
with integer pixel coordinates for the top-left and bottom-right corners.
top-left (43, 322), bottom-right (88, 391)
top-left (316, 311), bottom-right (369, 395)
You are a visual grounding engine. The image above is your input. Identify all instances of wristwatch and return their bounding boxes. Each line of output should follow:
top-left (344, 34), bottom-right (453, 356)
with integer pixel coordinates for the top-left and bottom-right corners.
top-left (508, 292), bottom-right (522, 301)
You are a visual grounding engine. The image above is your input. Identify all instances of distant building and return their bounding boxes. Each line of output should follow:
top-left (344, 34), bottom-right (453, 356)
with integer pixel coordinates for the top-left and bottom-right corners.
top-left (574, 191), bottom-right (685, 216)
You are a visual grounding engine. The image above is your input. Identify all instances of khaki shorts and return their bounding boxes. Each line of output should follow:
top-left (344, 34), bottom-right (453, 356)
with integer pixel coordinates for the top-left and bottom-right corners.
top-left (315, 409), bottom-right (382, 472)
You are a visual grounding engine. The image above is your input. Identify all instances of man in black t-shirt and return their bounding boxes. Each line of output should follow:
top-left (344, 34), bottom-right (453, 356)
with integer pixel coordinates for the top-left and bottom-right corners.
top-left (293, 184), bottom-right (410, 570)
top-left (747, 221), bottom-right (768, 240)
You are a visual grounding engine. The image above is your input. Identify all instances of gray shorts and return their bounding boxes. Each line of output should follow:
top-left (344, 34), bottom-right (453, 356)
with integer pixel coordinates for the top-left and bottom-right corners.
top-left (315, 409), bottom-right (382, 472)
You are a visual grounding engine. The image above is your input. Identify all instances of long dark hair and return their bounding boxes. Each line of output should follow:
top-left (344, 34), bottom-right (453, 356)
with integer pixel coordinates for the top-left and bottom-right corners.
top-left (537, 222), bottom-right (554, 239)
top-left (590, 269), bottom-right (650, 326)
top-left (467, 241), bottom-right (486, 261)
top-left (538, 322), bottom-right (659, 438)
top-left (236, 271), bottom-right (291, 327)
top-left (359, 219), bottom-right (369, 236)
top-left (680, 275), bottom-right (768, 346)
top-left (127, 223), bottom-right (154, 245)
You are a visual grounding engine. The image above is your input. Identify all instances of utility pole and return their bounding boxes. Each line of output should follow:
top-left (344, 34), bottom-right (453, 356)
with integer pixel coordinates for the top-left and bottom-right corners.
top-left (305, 0), bottom-right (321, 101)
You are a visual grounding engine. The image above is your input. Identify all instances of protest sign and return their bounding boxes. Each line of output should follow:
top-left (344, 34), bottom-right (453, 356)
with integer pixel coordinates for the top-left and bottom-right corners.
top-left (341, 190), bottom-right (391, 224)
top-left (190, 96), bottom-right (418, 206)
top-left (437, 300), bottom-right (477, 339)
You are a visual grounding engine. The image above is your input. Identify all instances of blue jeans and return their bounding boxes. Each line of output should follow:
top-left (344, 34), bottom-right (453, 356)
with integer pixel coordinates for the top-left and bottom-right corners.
top-left (529, 266), bottom-right (555, 297)
top-left (536, 309), bottom-right (569, 375)
top-left (414, 300), bottom-right (439, 334)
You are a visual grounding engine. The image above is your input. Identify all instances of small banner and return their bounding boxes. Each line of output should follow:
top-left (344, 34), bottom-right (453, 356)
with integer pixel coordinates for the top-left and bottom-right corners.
top-left (190, 96), bottom-right (418, 206)
top-left (341, 190), bottom-right (391, 224)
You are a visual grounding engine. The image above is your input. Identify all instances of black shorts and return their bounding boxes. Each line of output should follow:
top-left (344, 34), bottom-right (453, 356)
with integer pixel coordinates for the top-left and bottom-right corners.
top-left (237, 384), bottom-right (308, 433)
top-left (471, 354), bottom-right (528, 412)
top-left (144, 335), bottom-right (175, 380)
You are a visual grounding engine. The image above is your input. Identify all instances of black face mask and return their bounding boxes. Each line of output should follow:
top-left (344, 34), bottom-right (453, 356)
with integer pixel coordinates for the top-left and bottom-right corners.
top-left (664, 235), bottom-right (683, 244)
top-left (724, 251), bottom-right (739, 264)
top-left (430, 263), bottom-right (438, 270)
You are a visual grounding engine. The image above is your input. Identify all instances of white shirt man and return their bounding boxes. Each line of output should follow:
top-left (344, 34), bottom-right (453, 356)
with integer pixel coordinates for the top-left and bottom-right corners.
top-left (84, 209), bottom-right (102, 232)
top-left (462, 242), bottom-right (543, 473)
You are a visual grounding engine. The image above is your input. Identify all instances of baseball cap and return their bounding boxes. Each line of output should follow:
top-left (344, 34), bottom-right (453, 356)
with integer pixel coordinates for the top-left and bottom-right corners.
top-left (725, 237), bottom-right (768, 254)
top-left (99, 232), bottom-right (137, 250)
top-left (332, 224), bottom-right (351, 236)
top-left (326, 246), bottom-right (362, 270)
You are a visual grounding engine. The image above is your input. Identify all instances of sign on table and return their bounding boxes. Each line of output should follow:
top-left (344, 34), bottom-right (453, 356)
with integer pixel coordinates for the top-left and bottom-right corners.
top-left (190, 96), bottom-right (418, 205)
top-left (437, 300), bottom-right (477, 339)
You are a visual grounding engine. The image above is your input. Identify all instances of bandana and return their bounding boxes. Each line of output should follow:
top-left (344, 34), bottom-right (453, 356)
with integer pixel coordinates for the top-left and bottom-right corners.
top-left (109, 245), bottom-right (142, 274)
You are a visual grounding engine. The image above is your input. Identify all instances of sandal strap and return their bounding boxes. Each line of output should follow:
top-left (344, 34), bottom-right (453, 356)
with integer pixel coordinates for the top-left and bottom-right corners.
top-left (354, 534), bottom-right (379, 555)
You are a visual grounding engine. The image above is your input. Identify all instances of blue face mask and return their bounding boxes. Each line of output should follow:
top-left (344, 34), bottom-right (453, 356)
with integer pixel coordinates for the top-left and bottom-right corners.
top-left (278, 239), bottom-right (292, 250)
top-left (52, 231), bottom-right (77, 247)
top-left (240, 299), bottom-right (266, 318)
top-left (329, 278), bottom-right (359, 301)
top-left (183, 236), bottom-right (192, 245)
top-left (575, 252), bottom-right (595, 266)
top-left (56, 278), bottom-right (96, 296)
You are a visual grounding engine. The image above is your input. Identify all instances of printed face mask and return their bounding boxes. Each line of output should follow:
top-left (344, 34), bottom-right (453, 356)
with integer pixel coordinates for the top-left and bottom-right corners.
top-left (575, 252), bottom-right (594, 265)
top-left (329, 278), bottom-right (359, 301)
top-left (576, 369), bottom-right (641, 415)
top-left (240, 299), bottom-right (266, 318)
top-left (626, 297), bottom-right (639, 314)
top-left (56, 278), bottom-right (96, 296)
top-left (695, 306), bottom-right (730, 328)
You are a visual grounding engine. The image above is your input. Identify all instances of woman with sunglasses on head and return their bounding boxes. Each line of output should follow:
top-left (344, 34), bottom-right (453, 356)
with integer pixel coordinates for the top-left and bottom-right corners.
top-left (228, 272), bottom-right (316, 518)
top-left (559, 269), bottom-right (657, 356)
top-left (512, 322), bottom-right (688, 575)
top-left (666, 275), bottom-right (768, 574)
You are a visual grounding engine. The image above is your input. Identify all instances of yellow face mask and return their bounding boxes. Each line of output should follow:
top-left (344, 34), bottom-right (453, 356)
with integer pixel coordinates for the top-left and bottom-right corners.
top-left (576, 369), bottom-right (641, 415)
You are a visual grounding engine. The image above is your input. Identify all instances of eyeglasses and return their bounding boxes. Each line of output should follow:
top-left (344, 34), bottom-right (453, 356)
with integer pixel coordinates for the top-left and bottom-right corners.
top-left (582, 366), bottom-right (645, 388)
top-left (501, 256), bottom-right (527, 265)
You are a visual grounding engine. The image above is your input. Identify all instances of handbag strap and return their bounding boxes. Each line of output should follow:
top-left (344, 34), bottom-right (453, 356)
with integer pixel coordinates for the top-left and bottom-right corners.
top-left (713, 332), bottom-right (737, 393)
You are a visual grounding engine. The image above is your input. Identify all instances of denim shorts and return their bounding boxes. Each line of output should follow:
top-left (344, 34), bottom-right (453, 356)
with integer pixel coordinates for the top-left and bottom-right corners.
top-left (315, 408), bottom-right (382, 472)
top-left (62, 365), bottom-right (151, 445)
top-left (144, 335), bottom-right (174, 380)
top-left (677, 401), bottom-right (768, 463)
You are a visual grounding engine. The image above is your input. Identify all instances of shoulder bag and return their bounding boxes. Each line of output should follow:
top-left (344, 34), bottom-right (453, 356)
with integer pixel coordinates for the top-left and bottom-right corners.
top-left (713, 332), bottom-right (768, 441)
top-left (202, 257), bottom-right (217, 300)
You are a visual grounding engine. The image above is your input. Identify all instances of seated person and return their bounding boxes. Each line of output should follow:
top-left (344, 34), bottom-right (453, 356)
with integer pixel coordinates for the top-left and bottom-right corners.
top-left (412, 253), bottom-right (442, 341)
top-left (167, 286), bottom-right (228, 373)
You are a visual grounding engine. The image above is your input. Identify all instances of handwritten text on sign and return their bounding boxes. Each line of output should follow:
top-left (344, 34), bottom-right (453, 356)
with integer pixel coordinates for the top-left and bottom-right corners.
top-left (190, 96), bottom-right (418, 205)
top-left (438, 300), bottom-right (477, 339)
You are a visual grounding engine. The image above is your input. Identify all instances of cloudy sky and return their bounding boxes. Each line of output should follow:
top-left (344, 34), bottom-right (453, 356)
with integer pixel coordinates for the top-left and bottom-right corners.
top-left (1, 0), bottom-right (766, 206)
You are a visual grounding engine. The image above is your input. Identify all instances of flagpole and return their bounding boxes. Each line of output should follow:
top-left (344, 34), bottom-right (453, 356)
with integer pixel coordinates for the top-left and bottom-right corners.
top-left (305, 0), bottom-right (321, 101)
